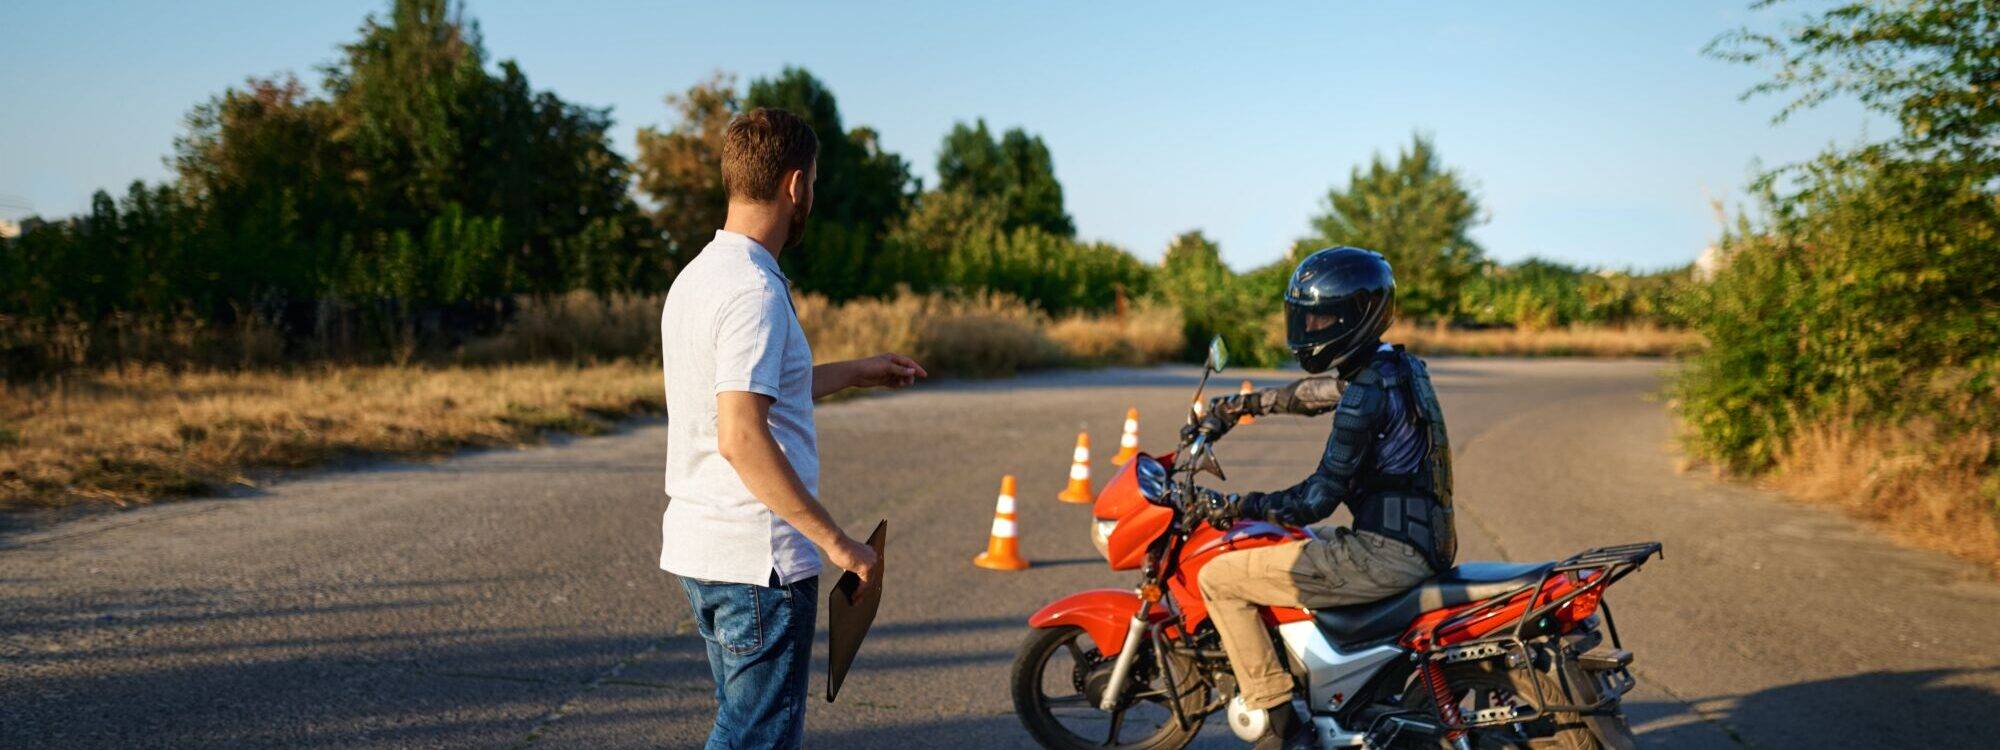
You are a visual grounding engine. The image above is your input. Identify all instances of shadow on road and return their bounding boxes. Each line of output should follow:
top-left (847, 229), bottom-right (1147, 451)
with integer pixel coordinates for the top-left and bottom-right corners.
top-left (0, 580), bottom-right (1032, 749)
top-left (1627, 667), bottom-right (2000, 748)
top-left (8, 565), bottom-right (1998, 750)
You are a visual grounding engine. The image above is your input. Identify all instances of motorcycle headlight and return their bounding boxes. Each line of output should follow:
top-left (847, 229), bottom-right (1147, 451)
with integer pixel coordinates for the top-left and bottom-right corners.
top-left (1091, 519), bottom-right (1117, 560)
top-left (1135, 455), bottom-right (1169, 506)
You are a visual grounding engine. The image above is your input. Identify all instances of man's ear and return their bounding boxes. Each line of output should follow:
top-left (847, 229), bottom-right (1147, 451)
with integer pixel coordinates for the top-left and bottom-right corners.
top-left (784, 169), bottom-right (807, 207)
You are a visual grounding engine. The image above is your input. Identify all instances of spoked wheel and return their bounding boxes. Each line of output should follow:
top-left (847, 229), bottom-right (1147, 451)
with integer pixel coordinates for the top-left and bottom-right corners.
top-left (1402, 661), bottom-right (1635, 750)
top-left (1010, 625), bottom-right (1206, 750)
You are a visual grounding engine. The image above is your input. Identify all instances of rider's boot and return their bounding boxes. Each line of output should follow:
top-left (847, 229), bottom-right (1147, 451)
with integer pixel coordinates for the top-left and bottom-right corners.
top-left (1253, 702), bottom-right (1306, 750)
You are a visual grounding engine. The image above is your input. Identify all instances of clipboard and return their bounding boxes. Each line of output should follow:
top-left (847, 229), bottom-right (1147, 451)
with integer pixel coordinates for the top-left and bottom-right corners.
top-left (826, 520), bottom-right (885, 702)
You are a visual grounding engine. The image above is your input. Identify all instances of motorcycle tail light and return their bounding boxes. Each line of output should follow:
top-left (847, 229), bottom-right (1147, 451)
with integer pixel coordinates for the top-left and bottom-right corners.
top-left (1561, 589), bottom-right (1602, 624)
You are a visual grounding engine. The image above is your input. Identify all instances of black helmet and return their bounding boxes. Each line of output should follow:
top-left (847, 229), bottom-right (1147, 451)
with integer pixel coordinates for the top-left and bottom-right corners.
top-left (1285, 247), bottom-right (1396, 376)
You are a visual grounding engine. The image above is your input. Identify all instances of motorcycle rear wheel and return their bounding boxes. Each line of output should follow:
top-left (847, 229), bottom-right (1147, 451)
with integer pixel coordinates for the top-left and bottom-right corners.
top-left (1010, 625), bottom-right (1205, 750)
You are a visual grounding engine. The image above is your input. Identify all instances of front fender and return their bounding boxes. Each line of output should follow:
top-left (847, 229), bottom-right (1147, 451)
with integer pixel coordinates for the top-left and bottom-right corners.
top-left (1028, 589), bottom-right (1166, 656)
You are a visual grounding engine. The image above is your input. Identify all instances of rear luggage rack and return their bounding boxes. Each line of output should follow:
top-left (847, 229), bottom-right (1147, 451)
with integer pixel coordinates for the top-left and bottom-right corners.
top-left (1414, 542), bottom-right (1663, 728)
top-left (1426, 541), bottom-right (1662, 642)
top-left (1551, 542), bottom-right (1663, 574)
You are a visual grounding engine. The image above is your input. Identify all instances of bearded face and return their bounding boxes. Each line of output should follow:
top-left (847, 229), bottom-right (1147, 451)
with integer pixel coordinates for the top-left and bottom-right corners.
top-left (784, 199), bottom-right (810, 250)
top-left (784, 163), bottom-right (816, 250)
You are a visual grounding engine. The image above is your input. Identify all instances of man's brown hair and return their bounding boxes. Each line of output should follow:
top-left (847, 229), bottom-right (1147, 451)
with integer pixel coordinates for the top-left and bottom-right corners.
top-left (722, 108), bottom-right (820, 203)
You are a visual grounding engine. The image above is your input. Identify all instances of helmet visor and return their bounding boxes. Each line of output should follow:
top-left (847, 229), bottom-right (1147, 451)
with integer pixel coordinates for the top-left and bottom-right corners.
top-left (1285, 299), bottom-right (1348, 350)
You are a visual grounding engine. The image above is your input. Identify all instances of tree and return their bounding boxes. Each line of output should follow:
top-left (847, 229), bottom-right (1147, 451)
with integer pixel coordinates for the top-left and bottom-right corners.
top-left (636, 68), bottom-right (915, 300)
top-left (635, 73), bottom-right (738, 259)
top-left (937, 120), bottom-right (1075, 236)
top-left (322, 0), bottom-right (485, 230)
top-left (456, 60), bottom-right (655, 294)
top-left (1708, 0), bottom-right (2000, 173)
top-left (7, 0), bottom-right (662, 367)
top-left (173, 75), bottom-right (346, 309)
top-left (1155, 230), bottom-right (1285, 365)
top-left (1306, 135), bottom-right (1484, 321)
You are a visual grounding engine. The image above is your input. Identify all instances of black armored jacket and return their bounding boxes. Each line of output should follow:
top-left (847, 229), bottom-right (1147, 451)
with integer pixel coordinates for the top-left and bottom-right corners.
top-left (1235, 346), bottom-right (1458, 571)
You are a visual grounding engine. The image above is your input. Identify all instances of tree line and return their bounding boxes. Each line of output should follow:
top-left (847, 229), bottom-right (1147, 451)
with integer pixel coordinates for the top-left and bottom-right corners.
top-left (0, 0), bottom-right (1689, 378)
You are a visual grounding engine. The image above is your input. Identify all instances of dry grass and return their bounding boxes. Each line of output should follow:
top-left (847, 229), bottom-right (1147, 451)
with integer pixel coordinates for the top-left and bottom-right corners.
top-left (794, 289), bottom-right (1181, 375)
top-left (794, 289), bottom-right (1063, 376)
top-left (1045, 302), bottom-right (1184, 366)
top-left (1, 290), bottom-right (1187, 511)
top-left (464, 289), bottom-right (1184, 374)
top-left (1767, 415), bottom-right (2000, 573)
top-left (460, 292), bottom-right (662, 363)
top-left (1390, 322), bottom-right (1702, 358)
top-left (0, 362), bottom-right (661, 511)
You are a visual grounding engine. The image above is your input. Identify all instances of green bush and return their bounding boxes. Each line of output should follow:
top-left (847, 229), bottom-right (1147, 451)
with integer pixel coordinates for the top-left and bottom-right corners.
top-left (1458, 259), bottom-right (1689, 330)
top-left (1675, 151), bottom-right (2000, 471)
top-left (1155, 231), bottom-right (1289, 368)
top-left (882, 189), bottom-right (1153, 318)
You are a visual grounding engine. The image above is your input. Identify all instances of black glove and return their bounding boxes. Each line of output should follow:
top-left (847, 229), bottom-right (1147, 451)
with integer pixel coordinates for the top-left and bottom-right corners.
top-left (1208, 393), bottom-right (1256, 420)
top-left (1192, 489), bottom-right (1243, 530)
top-left (1237, 491), bottom-right (1265, 524)
top-left (1180, 395), bottom-right (1251, 443)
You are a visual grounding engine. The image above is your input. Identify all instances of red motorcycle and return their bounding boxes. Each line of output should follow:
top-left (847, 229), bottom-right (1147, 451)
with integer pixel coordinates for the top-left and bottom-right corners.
top-left (1010, 338), bottom-right (1657, 749)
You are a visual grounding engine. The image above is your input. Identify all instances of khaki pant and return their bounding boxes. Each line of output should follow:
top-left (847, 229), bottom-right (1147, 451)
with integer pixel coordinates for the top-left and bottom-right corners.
top-left (1197, 528), bottom-right (1433, 711)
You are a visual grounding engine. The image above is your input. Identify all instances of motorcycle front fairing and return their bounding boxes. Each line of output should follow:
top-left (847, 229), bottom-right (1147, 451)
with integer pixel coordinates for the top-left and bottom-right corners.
top-left (1092, 452), bottom-right (1175, 571)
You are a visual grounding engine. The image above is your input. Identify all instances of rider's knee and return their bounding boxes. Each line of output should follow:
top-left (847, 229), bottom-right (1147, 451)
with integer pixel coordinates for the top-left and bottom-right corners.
top-left (1197, 552), bottom-right (1243, 600)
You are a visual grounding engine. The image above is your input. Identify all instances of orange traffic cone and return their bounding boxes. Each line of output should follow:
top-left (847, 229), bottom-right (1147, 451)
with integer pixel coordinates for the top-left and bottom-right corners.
top-left (1112, 408), bottom-right (1141, 465)
top-left (974, 475), bottom-right (1030, 570)
top-left (1058, 432), bottom-right (1095, 504)
top-left (1237, 381), bottom-right (1257, 425)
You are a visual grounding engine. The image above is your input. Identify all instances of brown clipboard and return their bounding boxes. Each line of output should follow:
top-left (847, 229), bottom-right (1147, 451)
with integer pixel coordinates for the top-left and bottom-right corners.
top-left (826, 520), bottom-right (885, 702)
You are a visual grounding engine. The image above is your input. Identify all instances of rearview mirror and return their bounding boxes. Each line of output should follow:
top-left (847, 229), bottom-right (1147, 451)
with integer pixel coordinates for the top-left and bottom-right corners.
top-left (1206, 336), bottom-right (1229, 373)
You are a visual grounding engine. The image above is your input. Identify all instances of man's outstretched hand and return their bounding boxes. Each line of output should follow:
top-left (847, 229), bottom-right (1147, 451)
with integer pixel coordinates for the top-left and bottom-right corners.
top-left (828, 534), bottom-right (882, 601)
top-left (813, 353), bottom-right (928, 401)
top-left (851, 353), bottom-right (927, 389)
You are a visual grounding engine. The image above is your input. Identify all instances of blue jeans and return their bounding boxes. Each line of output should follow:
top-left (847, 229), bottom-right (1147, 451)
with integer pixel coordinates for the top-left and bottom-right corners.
top-left (678, 574), bottom-right (818, 750)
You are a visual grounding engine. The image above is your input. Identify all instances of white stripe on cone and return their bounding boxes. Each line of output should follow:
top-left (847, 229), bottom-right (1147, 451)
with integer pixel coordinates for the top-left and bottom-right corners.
top-left (1070, 464), bottom-right (1090, 480)
top-left (1073, 446), bottom-right (1090, 462)
top-left (990, 518), bottom-right (1017, 537)
top-left (995, 494), bottom-right (1016, 513)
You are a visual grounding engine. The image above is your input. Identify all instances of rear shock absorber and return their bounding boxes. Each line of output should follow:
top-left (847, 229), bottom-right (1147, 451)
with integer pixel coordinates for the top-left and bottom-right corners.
top-left (1421, 659), bottom-right (1471, 750)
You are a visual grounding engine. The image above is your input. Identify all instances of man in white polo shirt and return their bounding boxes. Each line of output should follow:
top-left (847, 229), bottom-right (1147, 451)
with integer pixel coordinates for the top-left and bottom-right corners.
top-left (660, 107), bottom-right (923, 749)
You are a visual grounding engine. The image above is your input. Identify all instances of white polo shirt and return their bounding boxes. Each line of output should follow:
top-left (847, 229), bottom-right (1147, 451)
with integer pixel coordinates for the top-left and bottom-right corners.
top-left (659, 231), bottom-right (822, 586)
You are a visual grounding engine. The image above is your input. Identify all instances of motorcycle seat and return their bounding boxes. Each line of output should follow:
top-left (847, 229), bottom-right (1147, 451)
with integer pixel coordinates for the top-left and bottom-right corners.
top-left (1311, 561), bottom-right (1554, 647)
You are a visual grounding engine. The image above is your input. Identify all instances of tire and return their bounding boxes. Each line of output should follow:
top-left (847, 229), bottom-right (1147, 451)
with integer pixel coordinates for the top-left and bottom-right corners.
top-left (1009, 625), bottom-right (1205, 750)
top-left (1402, 659), bottom-right (1633, 750)
top-left (1563, 661), bottom-right (1638, 750)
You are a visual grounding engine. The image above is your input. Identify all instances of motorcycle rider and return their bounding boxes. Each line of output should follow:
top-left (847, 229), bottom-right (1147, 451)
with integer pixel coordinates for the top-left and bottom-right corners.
top-left (1187, 247), bottom-right (1457, 749)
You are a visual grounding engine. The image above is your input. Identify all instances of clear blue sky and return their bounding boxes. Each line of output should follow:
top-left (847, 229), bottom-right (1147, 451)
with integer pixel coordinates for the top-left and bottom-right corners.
top-left (2, 1), bottom-right (1877, 271)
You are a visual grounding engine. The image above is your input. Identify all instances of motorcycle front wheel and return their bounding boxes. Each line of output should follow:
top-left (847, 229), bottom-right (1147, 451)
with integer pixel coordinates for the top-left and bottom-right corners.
top-left (1009, 625), bottom-right (1206, 750)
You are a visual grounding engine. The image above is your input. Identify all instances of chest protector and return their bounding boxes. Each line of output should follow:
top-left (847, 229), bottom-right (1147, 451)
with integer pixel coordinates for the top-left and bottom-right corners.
top-left (1345, 348), bottom-right (1458, 571)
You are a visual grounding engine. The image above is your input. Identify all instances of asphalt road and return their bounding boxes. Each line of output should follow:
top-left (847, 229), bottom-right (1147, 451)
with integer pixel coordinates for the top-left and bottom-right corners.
top-left (4, 360), bottom-right (1997, 749)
